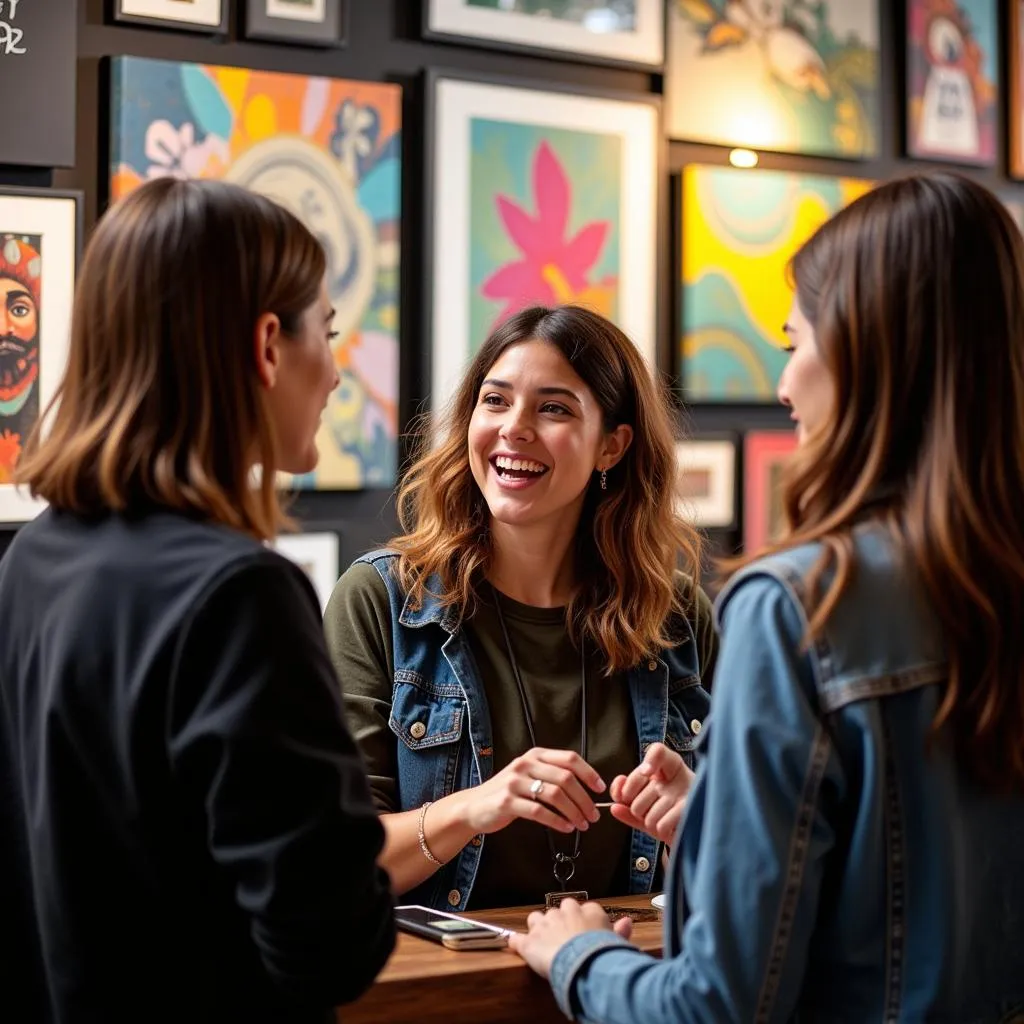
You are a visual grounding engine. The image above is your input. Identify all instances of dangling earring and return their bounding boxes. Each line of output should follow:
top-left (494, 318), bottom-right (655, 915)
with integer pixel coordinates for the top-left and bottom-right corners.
top-left (600, 469), bottom-right (608, 491)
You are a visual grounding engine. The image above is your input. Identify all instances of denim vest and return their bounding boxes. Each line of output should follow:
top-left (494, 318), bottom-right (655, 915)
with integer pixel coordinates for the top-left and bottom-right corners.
top-left (354, 549), bottom-right (711, 913)
top-left (547, 526), bottom-right (1024, 1023)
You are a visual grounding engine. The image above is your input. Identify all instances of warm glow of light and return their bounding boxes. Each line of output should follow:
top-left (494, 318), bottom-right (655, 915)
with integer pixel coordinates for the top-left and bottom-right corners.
top-left (729, 148), bottom-right (759, 168)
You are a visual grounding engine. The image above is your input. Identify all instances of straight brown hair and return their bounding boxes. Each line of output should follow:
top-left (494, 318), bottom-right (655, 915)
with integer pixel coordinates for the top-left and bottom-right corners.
top-left (738, 173), bottom-right (1024, 791)
top-left (390, 305), bottom-right (703, 675)
top-left (16, 177), bottom-right (326, 539)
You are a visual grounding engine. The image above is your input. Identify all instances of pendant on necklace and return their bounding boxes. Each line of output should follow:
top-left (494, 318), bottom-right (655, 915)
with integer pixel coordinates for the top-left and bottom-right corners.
top-left (545, 888), bottom-right (590, 908)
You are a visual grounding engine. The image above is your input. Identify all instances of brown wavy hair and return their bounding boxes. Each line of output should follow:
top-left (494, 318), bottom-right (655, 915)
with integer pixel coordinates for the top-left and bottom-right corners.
top-left (390, 305), bottom-right (703, 674)
top-left (15, 177), bottom-right (326, 540)
top-left (737, 173), bottom-right (1024, 791)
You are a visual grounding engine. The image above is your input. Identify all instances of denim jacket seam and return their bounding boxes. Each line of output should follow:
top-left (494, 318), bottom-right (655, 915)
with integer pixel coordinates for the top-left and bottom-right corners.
top-left (754, 721), bottom-right (834, 1023)
top-left (552, 932), bottom-right (633, 1019)
top-left (819, 663), bottom-right (946, 713)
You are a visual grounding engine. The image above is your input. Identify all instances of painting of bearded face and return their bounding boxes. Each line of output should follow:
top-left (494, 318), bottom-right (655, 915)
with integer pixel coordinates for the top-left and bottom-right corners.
top-left (0, 234), bottom-right (41, 484)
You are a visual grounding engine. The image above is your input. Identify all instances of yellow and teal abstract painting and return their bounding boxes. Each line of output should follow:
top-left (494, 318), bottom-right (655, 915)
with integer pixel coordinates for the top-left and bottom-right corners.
top-left (680, 165), bottom-right (872, 402)
top-left (109, 56), bottom-right (401, 490)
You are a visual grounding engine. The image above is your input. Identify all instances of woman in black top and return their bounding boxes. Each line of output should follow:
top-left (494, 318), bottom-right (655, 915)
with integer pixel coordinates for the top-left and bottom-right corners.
top-left (0, 178), bottom-right (394, 1023)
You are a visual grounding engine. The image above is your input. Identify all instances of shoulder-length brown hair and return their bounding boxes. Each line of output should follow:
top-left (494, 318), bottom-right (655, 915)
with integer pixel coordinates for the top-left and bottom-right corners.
top-left (16, 177), bottom-right (325, 539)
top-left (390, 304), bottom-right (703, 674)
top-left (740, 172), bottom-right (1024, 791)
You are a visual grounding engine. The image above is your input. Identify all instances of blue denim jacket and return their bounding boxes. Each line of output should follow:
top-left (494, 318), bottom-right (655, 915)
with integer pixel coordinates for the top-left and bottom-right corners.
top-left (354, 549), bottom-right (712, 913)
top-left (548, 525), bottom-right (1024, 1023)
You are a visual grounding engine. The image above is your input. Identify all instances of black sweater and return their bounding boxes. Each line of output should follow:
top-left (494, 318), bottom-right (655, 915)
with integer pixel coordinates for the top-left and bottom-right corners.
top-left (0, 508), bottom-right (394, 1023)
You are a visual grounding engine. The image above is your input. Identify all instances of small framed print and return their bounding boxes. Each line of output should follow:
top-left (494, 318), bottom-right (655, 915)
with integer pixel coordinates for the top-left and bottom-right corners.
top-left (271, 532), bottom-right (340, 612)
top-left (0, 188), bottom-right (82, 524)
top-left (113, 0), bottom-right (229, 33)
top-left (906, 0), bottom-right (998, 165)
top-left (424, 0), bottom-right (664, 70)
top-left (243, 0), bottom-right (347, 47)
top-left (743, 431), bottom-right (799, 554)
top-left (674, 438), bottom-right (737, 530)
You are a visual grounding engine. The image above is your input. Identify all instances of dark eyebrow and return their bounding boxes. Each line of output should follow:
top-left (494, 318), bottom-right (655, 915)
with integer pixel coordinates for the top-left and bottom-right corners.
top-left (5, 290), bottom-right (31, 304)
top-left (324, 308), bottom-right (336, 323)
top-left (781, 322), bottom-right (794, 334)
top-left (480, 378), bottom-right (581, 403)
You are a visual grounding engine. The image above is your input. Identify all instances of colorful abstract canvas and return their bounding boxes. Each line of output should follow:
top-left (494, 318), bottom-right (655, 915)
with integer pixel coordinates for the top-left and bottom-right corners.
top-left (430, 74), bottom-right (657, 408)
top-left (680, 165), bottom-right (872, 402)
top-left (666, 0), bottom-right (880, 159)
top-left (907, 0), bottom-right (997, 164)
top-left (109, 57), bottom-right (401, 490)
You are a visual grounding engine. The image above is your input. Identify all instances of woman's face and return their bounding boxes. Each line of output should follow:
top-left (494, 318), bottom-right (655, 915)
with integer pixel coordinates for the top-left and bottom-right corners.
top-left (778, 294), bottom-right (833, 445)
top-left (467, 339), bottom-right (631, 531)
top-left (260, 282), bottom-right (340, 475)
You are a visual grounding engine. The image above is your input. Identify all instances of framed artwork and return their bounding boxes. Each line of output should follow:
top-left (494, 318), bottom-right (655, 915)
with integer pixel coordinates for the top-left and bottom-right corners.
top-left (906, 0), bottom-right (997, 165)
top-left (665, 0), bottom-right (880, 159)
top-left (243, 0), bottom-right (347, 47)
top-left (674, 437), bottom-right (737, 529)
top-left (109, 57), bottom-right (402, 491)
top-left (271, 531), bottom-right (340, 612)
top-left (424, 0), bottom-right (664, 69)
top-left (113, 0), bottom-right (229, 32)
top-left (1011, 1), bottom-right (1024, 178)
top-left (743, 430), bottom-right (798, 553)
top-left (680, 165), bottom-right (872, 402)
top-left (0, 188), bottom-right (82, 524)
top-left (427, 69), bottom-right (659, 410)
top-left (0, 0), bottom-right (76, 168)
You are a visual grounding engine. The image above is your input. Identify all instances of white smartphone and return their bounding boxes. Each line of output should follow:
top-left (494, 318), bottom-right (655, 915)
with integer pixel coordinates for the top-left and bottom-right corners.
top-left (395, 904), bottom-right (510, 950)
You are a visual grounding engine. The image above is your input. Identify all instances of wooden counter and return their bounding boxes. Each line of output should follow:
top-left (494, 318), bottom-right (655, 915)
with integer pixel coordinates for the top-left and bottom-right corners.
top-left (342, 894), bottom-right (664, 1024)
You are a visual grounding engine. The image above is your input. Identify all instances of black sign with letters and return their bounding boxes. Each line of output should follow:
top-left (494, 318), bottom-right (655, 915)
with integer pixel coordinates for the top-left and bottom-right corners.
top-left (0, 0), bottom-right (77, 168)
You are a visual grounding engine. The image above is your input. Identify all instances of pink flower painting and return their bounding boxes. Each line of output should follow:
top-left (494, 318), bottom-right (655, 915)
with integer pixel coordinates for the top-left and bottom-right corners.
top-left (481, 141), bottom-right (616, 325)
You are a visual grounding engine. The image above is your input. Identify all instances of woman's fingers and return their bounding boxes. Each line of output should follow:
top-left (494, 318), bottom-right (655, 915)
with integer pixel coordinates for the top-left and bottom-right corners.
top-left (517, 765), bottom-right (597, 830)
top-left (512, 793), bottom-right (576, 833)
top-left (533, 748), bottom-right (606, 794)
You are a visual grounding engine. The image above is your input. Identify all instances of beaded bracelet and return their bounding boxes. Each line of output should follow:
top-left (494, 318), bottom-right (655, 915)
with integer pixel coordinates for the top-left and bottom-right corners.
top-left (417, 801), bottom-right (443, 866)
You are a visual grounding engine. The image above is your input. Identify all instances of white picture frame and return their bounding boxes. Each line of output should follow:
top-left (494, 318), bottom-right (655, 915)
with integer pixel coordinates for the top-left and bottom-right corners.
top-left (674, 438), bottom-right (737, 530)
top-left (271, 532), bottom-right (340, 612)
top-left (427, 69), bottom-right (660, 411)
top-left (114, 0), bottom-right (228, 32)
top-left (425, 0), bottom-right (664, 69)
top-left (0, 188), bottom-right (80, 525)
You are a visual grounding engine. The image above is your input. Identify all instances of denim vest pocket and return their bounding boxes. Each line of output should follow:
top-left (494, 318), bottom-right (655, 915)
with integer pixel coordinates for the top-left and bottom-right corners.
top-left (389, 669), bottom-right (465, 750)
top-left (665, 674), bottom-right (711, 756)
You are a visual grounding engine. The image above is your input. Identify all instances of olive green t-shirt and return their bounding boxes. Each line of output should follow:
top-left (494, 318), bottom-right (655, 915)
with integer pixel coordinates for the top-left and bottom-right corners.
top-left (324, 561), bottom-right (717, 910)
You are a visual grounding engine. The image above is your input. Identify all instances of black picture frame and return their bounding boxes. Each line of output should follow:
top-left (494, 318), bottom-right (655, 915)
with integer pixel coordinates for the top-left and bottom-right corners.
top-left (422, 0), bottom-right (664, 71)
top-left (112, 0), bottom-right (230, 35)
top-left (242, 0), bottom-right (346, 47)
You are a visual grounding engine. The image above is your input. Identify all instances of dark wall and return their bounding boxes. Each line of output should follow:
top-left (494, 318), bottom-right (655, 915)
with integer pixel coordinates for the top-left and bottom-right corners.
top-left (1, 0), bottom-right (1021, 566)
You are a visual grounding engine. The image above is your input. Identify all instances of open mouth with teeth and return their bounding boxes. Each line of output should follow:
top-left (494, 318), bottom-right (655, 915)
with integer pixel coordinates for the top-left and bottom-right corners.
top-left (490, 454), bottom-right (550, 480)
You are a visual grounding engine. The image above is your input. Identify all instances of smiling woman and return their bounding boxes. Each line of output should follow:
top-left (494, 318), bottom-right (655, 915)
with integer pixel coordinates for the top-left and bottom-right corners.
top-left (324, 304), bottom-right (717, 913)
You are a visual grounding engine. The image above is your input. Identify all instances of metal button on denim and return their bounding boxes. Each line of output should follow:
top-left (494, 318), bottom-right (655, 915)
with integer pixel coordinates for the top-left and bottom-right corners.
top-left (647, 660), bottom-right (657, 671)
top-left (635, 857), bottom-right (651, 873)
top-left (691, 719), bottom-right (702, 734)
top-left (410, 721), bottom-right (427, 739)
top-left (447, 889), bottom-right (461, 906)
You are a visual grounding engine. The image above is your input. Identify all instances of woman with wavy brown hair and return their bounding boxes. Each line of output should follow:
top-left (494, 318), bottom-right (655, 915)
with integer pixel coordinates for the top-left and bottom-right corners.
top-left (512, 173), bottom-right (1024, 1022)
top-left (0, 177), bottom-right (395, 1024)
top-left (325, 304), bottom-right (716, 912)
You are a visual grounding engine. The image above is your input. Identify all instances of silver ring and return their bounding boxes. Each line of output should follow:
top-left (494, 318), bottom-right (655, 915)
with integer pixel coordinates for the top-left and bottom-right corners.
top-left (529, 778), bottom-right (544, 801)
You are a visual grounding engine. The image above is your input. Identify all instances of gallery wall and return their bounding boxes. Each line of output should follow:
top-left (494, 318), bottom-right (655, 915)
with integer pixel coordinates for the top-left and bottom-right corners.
top-left (0, 0), bottom-right (1020, 577)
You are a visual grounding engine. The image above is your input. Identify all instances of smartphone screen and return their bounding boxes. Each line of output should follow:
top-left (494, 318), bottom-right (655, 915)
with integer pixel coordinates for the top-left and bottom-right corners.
top-left (395, 905), bottom-right (509, 949)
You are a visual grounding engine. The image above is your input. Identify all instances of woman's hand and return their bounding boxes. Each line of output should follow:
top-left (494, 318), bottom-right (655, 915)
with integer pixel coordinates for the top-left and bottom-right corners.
top-left (454, 747), bottom-right (605, 835)
top-left (607, 742), bottom-right (693, 846)
top-left (508, 899), bottom-right (633, 980)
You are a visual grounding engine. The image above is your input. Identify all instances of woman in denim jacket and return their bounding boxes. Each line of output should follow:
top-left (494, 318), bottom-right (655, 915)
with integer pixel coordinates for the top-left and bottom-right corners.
top-left (325, 305), bottom-right (716, 912)
top-left (512, 174), bottom-right (1024, 1022)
